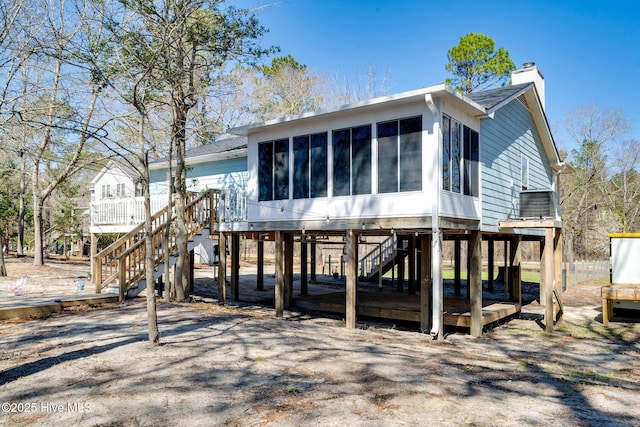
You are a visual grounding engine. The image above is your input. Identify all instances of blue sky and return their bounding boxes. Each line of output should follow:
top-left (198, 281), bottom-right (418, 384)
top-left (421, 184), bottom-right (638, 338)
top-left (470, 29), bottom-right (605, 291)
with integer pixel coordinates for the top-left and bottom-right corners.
top-left (234, 0), bottom-right (639, 155)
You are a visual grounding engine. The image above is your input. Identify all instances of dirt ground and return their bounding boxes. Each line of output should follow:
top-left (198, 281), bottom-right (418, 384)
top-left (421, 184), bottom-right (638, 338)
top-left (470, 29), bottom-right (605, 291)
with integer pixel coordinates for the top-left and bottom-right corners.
top-left (0, 255), bottom-right (639, 427)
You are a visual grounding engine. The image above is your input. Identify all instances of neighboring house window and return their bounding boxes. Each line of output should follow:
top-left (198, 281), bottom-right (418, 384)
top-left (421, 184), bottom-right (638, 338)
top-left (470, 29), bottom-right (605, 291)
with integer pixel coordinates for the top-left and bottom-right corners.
top-left (377, 116), bottom-right (422, 193)
top-left (101, 184), bottom-right (111, 198)
top-left (116, 183), bottom-right (126, 197)
top-left (333, 125), bottom-right (372, 196)
top-left (258, 138), bottom-right (289, 201)
top-left (463, 126), bottom-right (480, 197)
top-left (521, 156), bottom-right (529, 190)
top-left (443, 114), bottom-right (479, 196)
top-left (293, 132), bottom-right (328, 199)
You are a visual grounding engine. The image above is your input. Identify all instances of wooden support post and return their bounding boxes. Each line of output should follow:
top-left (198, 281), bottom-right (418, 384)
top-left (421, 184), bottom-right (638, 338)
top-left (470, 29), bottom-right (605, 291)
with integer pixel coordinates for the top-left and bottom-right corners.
top-left (218, 232), bottom-right (227, 305)
top-left (510, 235), bottom-right (522, 305)
top-left (156, 275), bottom-right (163, 298)
top-left (91, 233), bottom-right (100, 293)
top-left (539, 239), bottom-right (545, 303)
top-left (544, 227), bottom-right (555, 332)
top-left (189, 249), bottom-right (195, 295)
top-left (275, 231), bottom-right (284, 317)
top-left (310, 237), bottom-right (317, 283)
top-left (118, 257), bottom-right (126, 303)
top-left (231, 233), bottom-right (240, 301)
top-left (469, 230), bottom-right (483, 337)
top-left (284, 233), bottom-right (294, 308)
top-left (454, 238), bottom-right (462, 296)
top-left (408, 235), bottom-right (416, 295)
top-left (300, 238), bottom-right (308, 296)
top-left (504, 240), bottom-right (509, 301)
top-left (345, 230), bottom-right (357, 329)
top-left (257, 240), bottom-right (264, 291)
top-left (396, 236), bottom-right (404, 293)
top-left (420, 234), bottom-right (432, 333)
top-left (416, 237), bottom-right (422, 294)
top-left (554, 228), bottom-right (564, 327)
top-left (488, 237), bottom-right (494, 293)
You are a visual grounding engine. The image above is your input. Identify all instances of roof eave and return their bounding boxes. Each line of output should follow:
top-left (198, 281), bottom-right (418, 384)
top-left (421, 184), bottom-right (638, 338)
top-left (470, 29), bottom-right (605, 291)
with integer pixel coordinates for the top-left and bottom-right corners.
top-left (229, 84), bottom-right (488, 136)
top-left (149, 147), bottom-right (247, 171)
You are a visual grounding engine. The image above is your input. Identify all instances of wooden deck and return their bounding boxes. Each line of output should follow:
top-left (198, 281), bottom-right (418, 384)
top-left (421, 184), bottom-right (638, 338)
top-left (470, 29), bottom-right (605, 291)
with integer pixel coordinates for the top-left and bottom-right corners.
top-left (601, 283), bottom-right (640, 326)
top-left (293, 291), bottom-right (521, 328)
top-left (0, 293), bottom-right (119, 320)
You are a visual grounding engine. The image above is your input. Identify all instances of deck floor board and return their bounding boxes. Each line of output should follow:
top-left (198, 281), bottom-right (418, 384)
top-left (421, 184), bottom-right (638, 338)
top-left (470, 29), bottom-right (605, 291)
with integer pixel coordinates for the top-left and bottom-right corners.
top-left (293, 291), bottom-right (520, 328)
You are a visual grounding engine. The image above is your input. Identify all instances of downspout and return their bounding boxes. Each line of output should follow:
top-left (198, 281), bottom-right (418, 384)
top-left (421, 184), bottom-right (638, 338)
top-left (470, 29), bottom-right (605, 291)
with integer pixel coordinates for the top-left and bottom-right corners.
top-left (425, 94), bottom-right (443, 338)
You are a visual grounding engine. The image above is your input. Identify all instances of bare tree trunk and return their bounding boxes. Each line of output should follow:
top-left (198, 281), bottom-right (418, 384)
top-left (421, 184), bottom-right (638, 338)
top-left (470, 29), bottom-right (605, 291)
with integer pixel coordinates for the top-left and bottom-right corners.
top-left (33, 195), bottom-right (44, 265)
top-left (169, 20), bottom-right (191, 301)
top-left (173, 107), bottom-right (188, 301)
top-left (0, 234), bottom-right (7, 276)
top-left (164, 160), bottom-right (173, 303)
top-left (139, 114), bottom-right (159, 345)
top-left (17, 151), bottom-right (26, 257)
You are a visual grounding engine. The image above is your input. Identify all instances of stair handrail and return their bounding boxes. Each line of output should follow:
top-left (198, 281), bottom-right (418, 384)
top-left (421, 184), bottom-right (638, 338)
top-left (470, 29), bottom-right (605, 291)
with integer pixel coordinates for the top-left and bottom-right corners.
top-left (93, 189), bottom-right (219, 297)
top-left (359, 234), bottom-right (397, 278)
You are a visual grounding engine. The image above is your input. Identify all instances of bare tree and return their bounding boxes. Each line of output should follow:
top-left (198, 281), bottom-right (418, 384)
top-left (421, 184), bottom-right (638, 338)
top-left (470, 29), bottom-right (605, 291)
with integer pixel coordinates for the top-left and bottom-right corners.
top-left (560, 104), bottom-right (631, 262)
top-left (113, 0), bottom-right (275, 301)
top-left (609, 139), bottom-right (640, 232)
top-left (330, 64), bottom-right (393, 105)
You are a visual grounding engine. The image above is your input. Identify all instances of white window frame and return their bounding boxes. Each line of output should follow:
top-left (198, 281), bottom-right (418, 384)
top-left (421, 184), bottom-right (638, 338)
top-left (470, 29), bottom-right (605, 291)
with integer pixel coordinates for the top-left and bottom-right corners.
top-left (521, 156), bottom-right (529, 190)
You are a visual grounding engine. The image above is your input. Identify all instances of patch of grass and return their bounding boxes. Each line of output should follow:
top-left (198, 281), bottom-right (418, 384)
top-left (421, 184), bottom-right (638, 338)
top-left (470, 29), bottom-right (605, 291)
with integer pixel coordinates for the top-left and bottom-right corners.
top-left (254, 356), bottom-right (267, 362)
top-left (286, 386), bottom-right (300, 394)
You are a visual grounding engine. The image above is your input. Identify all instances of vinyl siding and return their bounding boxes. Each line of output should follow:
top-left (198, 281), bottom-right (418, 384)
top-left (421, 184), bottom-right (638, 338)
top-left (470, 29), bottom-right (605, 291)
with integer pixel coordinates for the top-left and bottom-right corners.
top-left (149, 156), bottom-right (248, 196)
top-left (481, 99), bottom-right (553, 231)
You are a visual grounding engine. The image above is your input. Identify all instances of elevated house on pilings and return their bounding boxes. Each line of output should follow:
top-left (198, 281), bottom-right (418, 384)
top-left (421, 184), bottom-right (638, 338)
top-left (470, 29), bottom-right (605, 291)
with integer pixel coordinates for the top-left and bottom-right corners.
top-left (223, 63), bottom-right (569, 338)
top-left (89, 63), bottom-right (568, 337)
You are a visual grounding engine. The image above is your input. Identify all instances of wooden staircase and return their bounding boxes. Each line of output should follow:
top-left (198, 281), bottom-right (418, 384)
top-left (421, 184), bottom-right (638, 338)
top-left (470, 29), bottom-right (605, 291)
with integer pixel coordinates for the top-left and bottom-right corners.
top-left (93, 190), bottom-right (219, 300)
top-left (359, 234), bottom-right (408, 282)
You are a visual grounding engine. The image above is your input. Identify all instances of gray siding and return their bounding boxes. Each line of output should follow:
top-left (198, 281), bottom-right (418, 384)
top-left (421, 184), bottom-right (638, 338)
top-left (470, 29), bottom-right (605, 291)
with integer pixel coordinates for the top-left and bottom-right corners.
top-left (481, 99), bottom-right (553, 231)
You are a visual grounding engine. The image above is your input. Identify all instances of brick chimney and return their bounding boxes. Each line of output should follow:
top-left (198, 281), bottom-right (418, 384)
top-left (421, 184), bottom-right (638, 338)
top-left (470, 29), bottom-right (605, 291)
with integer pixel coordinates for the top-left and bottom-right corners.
top-left (512, 62), bottom-right (545, 111)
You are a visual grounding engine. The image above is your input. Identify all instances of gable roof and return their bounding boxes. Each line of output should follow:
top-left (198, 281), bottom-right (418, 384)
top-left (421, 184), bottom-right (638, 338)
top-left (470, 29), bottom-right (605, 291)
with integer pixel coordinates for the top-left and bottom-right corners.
top-left (149, 136), bottom-right (247, 170)
top-left (89, 159), bottom-right (140, 187)
top-left (467, 83), bottom-right (531, 112)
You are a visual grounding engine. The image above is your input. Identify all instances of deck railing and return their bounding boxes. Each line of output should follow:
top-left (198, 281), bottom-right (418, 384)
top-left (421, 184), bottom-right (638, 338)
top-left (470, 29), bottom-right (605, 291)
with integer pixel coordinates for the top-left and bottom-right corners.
top-left (90, 195), bottom-right (168, 226)
top-left (219, 187), bottom-right (247, 222)
top-left (93, 190), bottom-right (219, 299)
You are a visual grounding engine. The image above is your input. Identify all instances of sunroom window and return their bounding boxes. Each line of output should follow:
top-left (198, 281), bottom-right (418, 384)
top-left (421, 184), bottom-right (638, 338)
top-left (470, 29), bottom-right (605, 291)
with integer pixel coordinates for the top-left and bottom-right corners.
top-left (333, 125), bottom-right (372, 196)
top-left (293, 132), bottom-right (328, 199)
top-left (258, 138), bottom-right (289, 201)
top-left (443, 114), bottom-right (479, 196)
top-left (377, 116), bottom-right (422, 193)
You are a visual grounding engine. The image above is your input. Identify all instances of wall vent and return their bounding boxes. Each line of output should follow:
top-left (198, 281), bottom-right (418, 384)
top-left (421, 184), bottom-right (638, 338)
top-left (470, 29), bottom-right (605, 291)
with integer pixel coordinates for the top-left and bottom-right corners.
top-left (517, 94), bottom-right (529, 110)
top-left (519, 190), bottom-right (556, 219)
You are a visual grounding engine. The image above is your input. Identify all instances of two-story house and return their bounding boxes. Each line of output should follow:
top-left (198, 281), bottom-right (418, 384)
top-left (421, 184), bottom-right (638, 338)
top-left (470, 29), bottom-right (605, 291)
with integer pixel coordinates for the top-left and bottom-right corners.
top-left (91, 63), bottom-right (567, 338)
top-left (225, 62), bottom-right (567, 337)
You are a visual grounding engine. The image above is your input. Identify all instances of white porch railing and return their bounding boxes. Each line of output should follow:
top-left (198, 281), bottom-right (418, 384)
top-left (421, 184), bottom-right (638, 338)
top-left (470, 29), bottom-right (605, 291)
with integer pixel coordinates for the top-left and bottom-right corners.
top-left (218, 187), bottom-right (247, 222)
top-left (90, 188), bottom-right (248, 227)
top-left (90, 196), bottom-right (168, 226)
